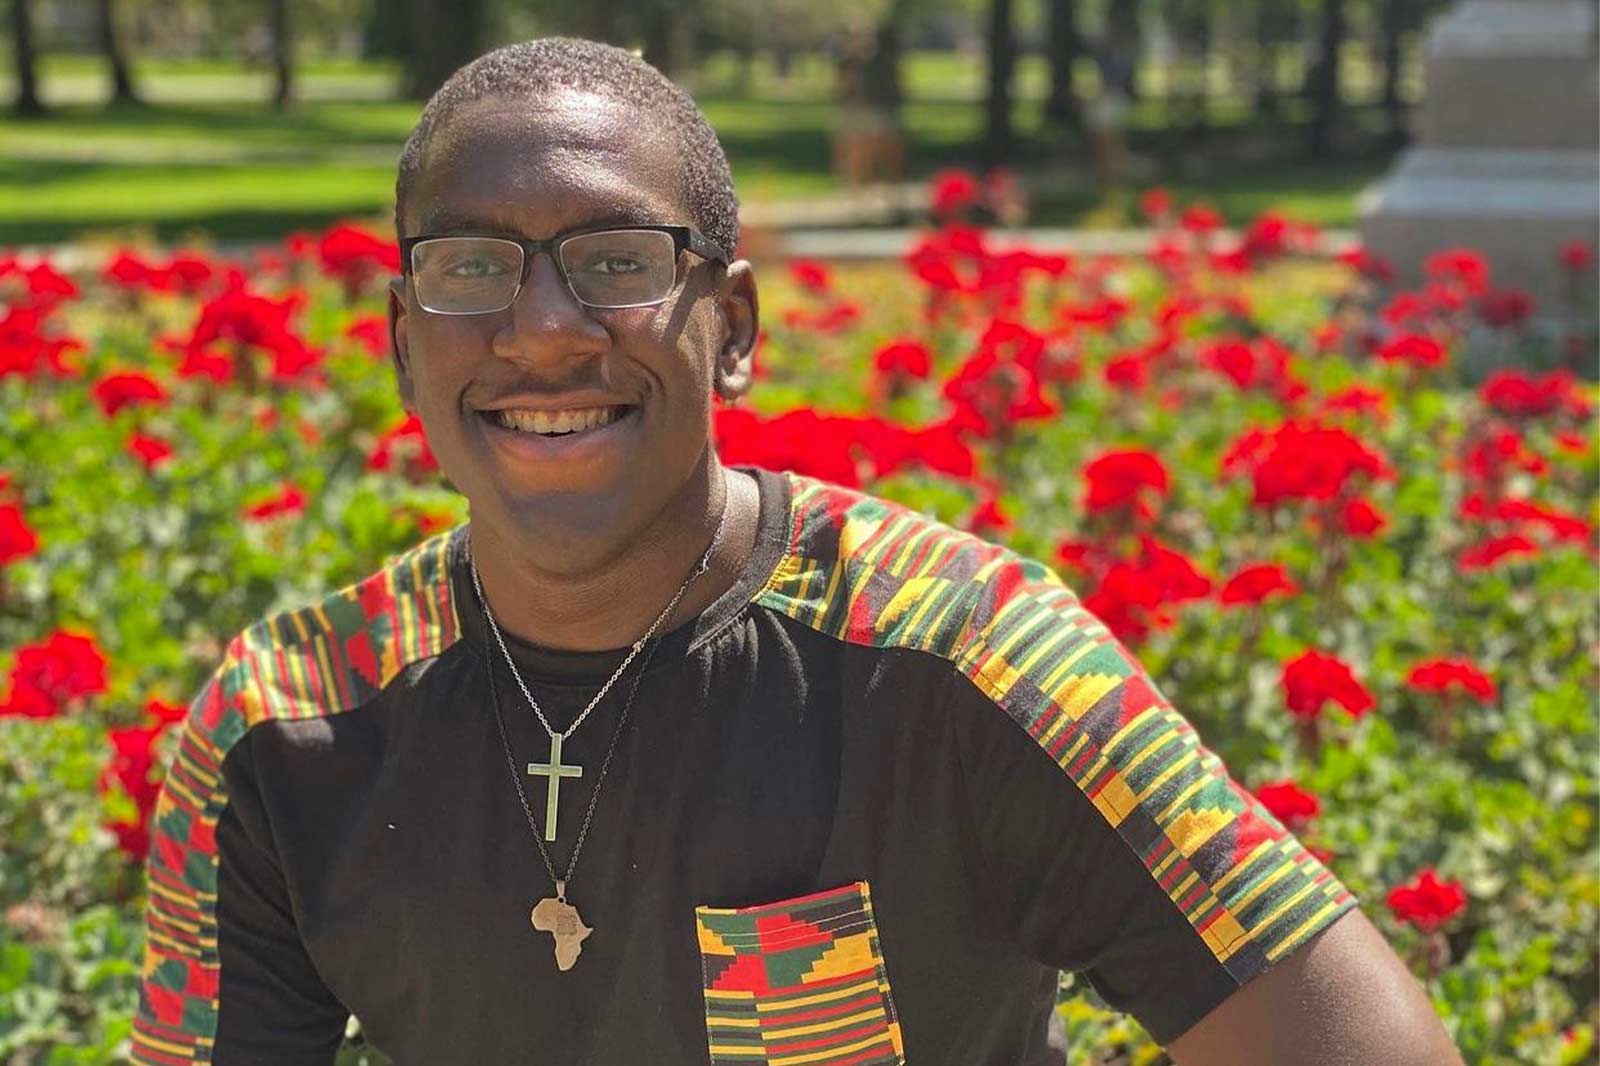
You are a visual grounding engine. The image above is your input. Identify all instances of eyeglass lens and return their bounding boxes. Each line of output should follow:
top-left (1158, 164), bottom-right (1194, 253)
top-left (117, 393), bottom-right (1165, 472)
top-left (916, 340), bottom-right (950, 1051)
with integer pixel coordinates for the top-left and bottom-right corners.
top-left (410, 230), bottom-right (679, 314)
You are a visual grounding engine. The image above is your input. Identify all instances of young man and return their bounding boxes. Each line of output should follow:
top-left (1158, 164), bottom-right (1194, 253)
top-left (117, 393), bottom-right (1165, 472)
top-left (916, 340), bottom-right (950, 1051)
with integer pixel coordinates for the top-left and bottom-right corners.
top-left (133, 37), bottom-right (1463, 1066)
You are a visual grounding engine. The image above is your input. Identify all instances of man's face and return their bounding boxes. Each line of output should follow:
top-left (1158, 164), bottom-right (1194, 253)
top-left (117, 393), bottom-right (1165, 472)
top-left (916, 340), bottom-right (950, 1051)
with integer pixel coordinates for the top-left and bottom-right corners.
top-left (389, 90), bottom-right (756, 572)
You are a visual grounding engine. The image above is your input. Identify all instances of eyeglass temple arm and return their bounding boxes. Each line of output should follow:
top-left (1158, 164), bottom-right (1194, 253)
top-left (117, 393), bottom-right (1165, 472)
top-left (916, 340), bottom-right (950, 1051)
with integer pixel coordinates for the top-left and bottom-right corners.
top-left (687, 231), bottom-right (731, 265)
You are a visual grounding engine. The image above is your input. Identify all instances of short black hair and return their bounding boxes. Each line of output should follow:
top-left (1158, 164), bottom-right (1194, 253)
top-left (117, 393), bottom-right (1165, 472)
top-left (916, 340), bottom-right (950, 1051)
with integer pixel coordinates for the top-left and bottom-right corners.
top-left (394, 37), bottom-right (738, 260)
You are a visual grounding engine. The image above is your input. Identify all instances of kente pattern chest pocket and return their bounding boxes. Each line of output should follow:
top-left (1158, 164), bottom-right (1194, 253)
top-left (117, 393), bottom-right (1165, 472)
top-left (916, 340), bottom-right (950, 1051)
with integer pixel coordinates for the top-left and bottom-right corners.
top-left (695, 880), bottom-right (907, 1065)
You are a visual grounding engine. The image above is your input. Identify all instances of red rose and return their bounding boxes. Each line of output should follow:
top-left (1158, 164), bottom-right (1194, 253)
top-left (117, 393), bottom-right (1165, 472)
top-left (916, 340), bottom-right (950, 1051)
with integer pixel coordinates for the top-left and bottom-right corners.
top-left (1386, 867), bottom-right (1467, 932)
top-left (1281, 649), bottom-right (1376, 720)
top-left (1339, 497), bottom-right (1388, 538)
top-left (1405, 658), bottom-right (1497, 703)
top-left (242, 482), bottom-right (307, 522)
top-left (1254, 780), bottom-right (1321, 827)
top-left (1219, 562), bottom-right (1299, 607)
top-left (1559, 240), bottom-right (1595, 273)
top-left (126, 432), bottom-right (175, 470)
top-left (1082, 448), bottom-right (1170, 522)
top-left (92, 370), bottom-right (169, 417)
top-left (787, 259), bottom-right (832, 294)
top-left (0, 502), bottom-right (39, 565)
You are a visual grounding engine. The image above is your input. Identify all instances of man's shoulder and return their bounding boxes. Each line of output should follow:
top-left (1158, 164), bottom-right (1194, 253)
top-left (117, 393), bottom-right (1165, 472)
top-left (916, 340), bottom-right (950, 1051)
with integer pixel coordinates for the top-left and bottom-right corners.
top-left (758, 474), bottom-right (1107, 676)
top-left (188, 525), bottom-right (465, 755)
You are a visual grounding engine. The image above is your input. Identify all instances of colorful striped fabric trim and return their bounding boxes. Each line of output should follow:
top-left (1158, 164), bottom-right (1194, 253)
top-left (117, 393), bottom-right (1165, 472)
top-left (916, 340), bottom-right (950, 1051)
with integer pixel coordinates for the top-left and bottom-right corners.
top-left (130, 528), bottom-right (464, 1064)
top-left (755, 473), bottom-right (1358, 988)
top-left (697, 882), bottom-right (906, 1066)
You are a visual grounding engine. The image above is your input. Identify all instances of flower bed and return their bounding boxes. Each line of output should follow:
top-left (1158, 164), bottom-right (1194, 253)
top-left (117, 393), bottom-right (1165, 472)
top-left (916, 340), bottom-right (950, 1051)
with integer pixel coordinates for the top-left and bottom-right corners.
top-left (0, 186), bottom-right (1596, 1064)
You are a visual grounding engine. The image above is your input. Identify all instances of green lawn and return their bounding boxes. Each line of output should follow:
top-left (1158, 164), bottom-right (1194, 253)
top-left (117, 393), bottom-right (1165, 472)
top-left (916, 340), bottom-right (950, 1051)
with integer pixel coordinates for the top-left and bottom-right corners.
top-left (0, 53), bottom-right (1399, 245)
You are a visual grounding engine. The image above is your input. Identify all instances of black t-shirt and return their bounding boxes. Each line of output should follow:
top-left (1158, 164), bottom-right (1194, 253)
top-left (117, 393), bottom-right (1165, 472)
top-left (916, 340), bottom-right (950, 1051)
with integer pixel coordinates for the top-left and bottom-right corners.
top-left (132, 465), bottom-right (1357, 1066)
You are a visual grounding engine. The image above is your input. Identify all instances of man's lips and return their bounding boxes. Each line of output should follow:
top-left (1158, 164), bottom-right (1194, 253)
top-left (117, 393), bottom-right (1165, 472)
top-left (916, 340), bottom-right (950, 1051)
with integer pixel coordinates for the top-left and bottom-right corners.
top-left (474, 391), bottom-right (640, 413)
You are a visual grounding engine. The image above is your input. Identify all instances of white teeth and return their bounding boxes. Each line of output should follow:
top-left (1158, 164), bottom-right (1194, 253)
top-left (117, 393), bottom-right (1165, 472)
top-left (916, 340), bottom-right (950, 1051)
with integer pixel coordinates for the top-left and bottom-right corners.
top-left (492, 406), bottom-right (625, 435)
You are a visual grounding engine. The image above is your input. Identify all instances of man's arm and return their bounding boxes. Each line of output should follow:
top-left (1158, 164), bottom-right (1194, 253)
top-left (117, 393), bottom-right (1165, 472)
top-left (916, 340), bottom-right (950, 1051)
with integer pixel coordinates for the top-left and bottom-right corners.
top-left (133, 652), bottom-right (349, 1065)
top-left (1167, 907), bottom-right (1464, 1066)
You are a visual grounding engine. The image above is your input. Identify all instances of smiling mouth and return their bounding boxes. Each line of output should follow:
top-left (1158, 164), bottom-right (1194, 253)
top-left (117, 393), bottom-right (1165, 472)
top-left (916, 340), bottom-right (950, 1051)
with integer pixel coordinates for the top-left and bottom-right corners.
top-left (478, 404), bottom-right (639, 438)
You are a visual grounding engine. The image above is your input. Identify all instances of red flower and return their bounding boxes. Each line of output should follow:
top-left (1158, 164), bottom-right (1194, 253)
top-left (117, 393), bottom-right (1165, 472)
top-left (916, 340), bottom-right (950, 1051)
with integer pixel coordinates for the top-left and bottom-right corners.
top-left (1081, 535), bottom-right (1210, 644)
top-left (0, 502), bottom-right (39, 565)
top-left (1479, 287), bottom-right (1535, 329)
top-left (1337, 244), bottom-right (1395, 284)
top-left (1180, 204), bottom-right (1224, 235)
top-left (145, 697), bottom-right (188, 725)
top-left (172, 280), bottom-right (323, 384)
top-left (967, 494), bottom-right (1013, 537)
top-left (1425, 247), bottom-right (1491, 295)
top-left (344, 314), bottom-right (389, 359)
top-left (242, 482), bottom-right (307, 522)
top-left (1082, 448), bottom-right (1170, 522)
top-left (1103, 351), bottom-right (1149, 392)
top-left (366, 413), bottom-right (440, 482)
top-left (126, 432), bottom-right (175, 470)
top-left (1219, 562), bottom-right (1298, 607)
top-left (1281, 649), bottom-right (1376, 720)
top-left (1386, 868), bottom-right (1467, 932)
top-left (1375, 332), bottom-right (1447, 369)
top-left (100, 716), bottom-right (178, 861)
top-left (1405, 658), bottom-right (1497, 703)
top-left (941, 339), bottom-right (1056, 439)
top-left (1254, 780), bottom-right (1321, 828)
top-left (1462, 427), bottom-right (1547, 483)
top-left (1339, 496), bottom-right (1388, 538)
top-left (1225, 418), bottom-right (1391, 508)
top-left (1559, 240), bottom-right (1595, 273)
top-left (92, 370), bottom-right (169, 417)
top-left (1479, 368), bottom-right (1584, 419)
top-left (1458, 533), bottom-right (1540, 571)
top-left (1319, 384), bottom-right (1391, 422)
top-left (2, 628), bottom-right (110, 718)
top-left (872, 338), bottom-right (932, 380)
top-left (0, 305), bottom-right (86, 380)
top-left (1140, 187), bottom-right (1173, 222)
top-left (787, 259), bottom-right (832, 294)
top-left (929, 169), bottom-right (981, 216)
top-left (317, 222), bottom-right (401, 292)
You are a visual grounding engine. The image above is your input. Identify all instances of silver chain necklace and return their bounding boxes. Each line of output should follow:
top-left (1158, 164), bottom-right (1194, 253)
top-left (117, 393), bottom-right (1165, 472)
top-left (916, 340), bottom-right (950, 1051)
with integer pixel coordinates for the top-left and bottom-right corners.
top-left (465, 482), bottom-right (729, 971)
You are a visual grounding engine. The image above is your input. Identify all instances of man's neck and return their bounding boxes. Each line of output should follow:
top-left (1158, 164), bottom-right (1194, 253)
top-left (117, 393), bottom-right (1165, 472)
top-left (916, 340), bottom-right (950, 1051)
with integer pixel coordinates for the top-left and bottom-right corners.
top-left (467, 461), bottom-right (762, 654)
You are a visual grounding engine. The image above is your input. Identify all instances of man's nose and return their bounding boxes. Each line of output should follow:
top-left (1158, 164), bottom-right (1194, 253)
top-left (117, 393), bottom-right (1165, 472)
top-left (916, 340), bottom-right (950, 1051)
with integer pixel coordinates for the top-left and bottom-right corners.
top-left (490, 253), bottom-right (609, 361)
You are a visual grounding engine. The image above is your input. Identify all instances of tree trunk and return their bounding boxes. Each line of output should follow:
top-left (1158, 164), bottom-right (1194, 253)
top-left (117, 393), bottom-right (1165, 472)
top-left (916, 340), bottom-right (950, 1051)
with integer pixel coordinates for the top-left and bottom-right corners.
top-left (1306, 0), bottom-right (1346, 159)
top-left (1107, 0), bottom-right (1141, 100)
top-left (1380, 0), bottom-right (1413, 140)
top-left (1254, 0), bottom-right (1279, 120)
top-left (402, 0), bottom-right (487, 101)
top-left (271, 0), bottom-right (293, 111)
top-left (1045, 0), bottom-right (1083, 129)
top-left (642, 3), bottom-right (680, 77)
top-left (96, 0), bottom-right (138, 104)
top-left (981, 0), bottom-right (1016, 166)
top-left (863, 15), bottom-right (904, 116)
top-left (9, 0), bottom-right (43, 117)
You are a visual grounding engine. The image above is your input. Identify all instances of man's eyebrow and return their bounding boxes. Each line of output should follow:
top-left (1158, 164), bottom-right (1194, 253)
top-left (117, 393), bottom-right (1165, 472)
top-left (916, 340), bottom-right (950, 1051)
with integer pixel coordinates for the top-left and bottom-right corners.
top-left (415, 206), bottom-right (678, 237)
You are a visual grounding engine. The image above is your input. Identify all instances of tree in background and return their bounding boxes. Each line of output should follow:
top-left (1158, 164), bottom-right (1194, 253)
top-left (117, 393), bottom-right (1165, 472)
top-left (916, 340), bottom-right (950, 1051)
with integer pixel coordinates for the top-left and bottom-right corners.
top-left (1306, 0), bottom-right (1347, 159)
top-left (401, 0), bottom-right (489, 100)
top-left (9, 0), bottom-right (43, 116)
top-left (981, 0), bottom-right (1015, 166)
top-left (1045, 0), bottom-right (1085, 134)
top-left (271, 0), bottom-right (293, 109)
top-left (95, 0), bottom-right (139, 104)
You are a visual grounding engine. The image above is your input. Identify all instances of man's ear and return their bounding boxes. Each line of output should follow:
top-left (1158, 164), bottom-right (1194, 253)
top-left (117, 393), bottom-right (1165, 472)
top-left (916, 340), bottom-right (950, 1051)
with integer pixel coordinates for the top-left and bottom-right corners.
top-left (387, 276), bottom-right (417, 414)
top-left (713, 260), bottom-right (759, 403)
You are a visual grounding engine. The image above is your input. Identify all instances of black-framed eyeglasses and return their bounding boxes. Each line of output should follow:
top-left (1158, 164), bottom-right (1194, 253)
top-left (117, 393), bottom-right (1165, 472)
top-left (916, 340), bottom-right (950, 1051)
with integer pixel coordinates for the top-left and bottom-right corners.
top-left (400, 224), bottom-right (729, 315)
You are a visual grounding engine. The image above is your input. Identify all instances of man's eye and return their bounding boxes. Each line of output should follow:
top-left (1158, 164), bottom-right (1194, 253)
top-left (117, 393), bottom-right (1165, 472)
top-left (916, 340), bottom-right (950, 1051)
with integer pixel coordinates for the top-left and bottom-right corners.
top-left (580, 255), bottom-right (648, 276)
top-left (443, 257), bottom-right (509, 279)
